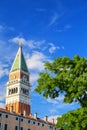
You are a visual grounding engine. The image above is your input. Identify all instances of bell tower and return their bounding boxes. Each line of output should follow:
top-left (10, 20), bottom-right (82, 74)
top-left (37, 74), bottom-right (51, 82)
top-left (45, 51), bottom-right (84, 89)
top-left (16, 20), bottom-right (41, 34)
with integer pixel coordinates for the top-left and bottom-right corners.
top-left (6, 42), bottom-right (30, 116)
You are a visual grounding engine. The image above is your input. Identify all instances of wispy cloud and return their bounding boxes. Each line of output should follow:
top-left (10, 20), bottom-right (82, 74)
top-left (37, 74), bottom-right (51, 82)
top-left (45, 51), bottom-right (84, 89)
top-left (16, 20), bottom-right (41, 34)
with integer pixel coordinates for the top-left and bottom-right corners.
top-left (0, 102), bottom-right (5, 108)
top-left (27, 40), bottom-right (46, 49)
top-left (47, 96), bottom-right (80, 117)
top-left (0, 62), bottom-right (9, 78)
top-left (49, 109), bottom-right (57, 114)
top-left (36, 8), bottom-right (47, 12)
top-left (47, 98), bottom-right (59, 105)
top-left (30, 73), bottom-right (39, 83)
top-left (61, 46), bottom-right (65, 50)
top-left (0, 25), bottom-right (5, 32)
top-left (57, 24), bottom-right (72, 32)
top-left (0, 24), bottom-right (15, 32)
top-left (47, 96), bottom-right (64, 105)
top-left (9, 37), bottom-right (26, 45)
top-left (48, 12), bottom-right (64, 27)
top-left (49, 43), bottom-right (65, 53)
top-left (49, 13), bottom-right (58, 26)
top-left (0, 84), bottom-right (6, 108)
top-left (65, 25), bottom-right (72, 29)
top-left (49, 43), bottom-right (60, 53)
top-left (0, 85), bottom-right (5, 102)
top-left (10, 36), bottom-right (65, 56)
top-left (9, 37), bottom-right (46, 50)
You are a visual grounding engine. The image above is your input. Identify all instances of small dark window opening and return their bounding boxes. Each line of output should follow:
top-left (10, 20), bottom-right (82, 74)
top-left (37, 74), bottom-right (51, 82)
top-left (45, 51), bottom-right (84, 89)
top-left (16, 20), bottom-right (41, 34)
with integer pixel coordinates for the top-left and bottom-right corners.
top-left (38, 122), bottom-right (40, 126)
top-left (42, 124), bottom-right (44, 127)
top-left (15, 126), bottom-right (18, 130)
top-left (5, 115), bottom-right (8, 118)
top-left (0, 113), bottom-right (2, 117)
top-left (4, 124), bottom-right (8, 130)
top-left (16, 117), bottom-right (18, 120)
top-left (0, 123), bottom-right (1, 130)
top-left (33, 121), bottom-right (35, 124)
top-left (21, 118), bottom-right (23, 122)
top-left (28, 120), bottom-right (30, 123)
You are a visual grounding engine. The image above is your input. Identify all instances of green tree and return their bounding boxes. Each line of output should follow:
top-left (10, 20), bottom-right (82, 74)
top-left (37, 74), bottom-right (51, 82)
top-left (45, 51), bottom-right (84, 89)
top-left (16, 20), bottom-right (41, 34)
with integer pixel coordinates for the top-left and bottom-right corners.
top-left (56, 107), bottom-right (87, 130)
top-left (35, 55), bottom-right (87, 107)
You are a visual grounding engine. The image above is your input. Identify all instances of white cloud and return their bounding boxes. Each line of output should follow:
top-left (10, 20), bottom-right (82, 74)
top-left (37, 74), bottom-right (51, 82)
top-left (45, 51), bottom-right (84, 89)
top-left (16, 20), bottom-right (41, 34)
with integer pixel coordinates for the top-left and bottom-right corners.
top-left (25, 51), bottom-right (51, 85)
top-left (47, 98), bottom-right (58, 105)
top-left (47, 95), bottom-right (80, 110)
top-left (0, 40), bottom-right (16, 65)
top-left (49, 43), bottom-right (60, 53)
top-left (26, 51), bottom-right (47, 71)
top-left (50, 101), bottom-right (80, 111)
top-left (0, 102), bottom-right (5, 108)
top-left (0, 84), bottom-right (6, 109)
top-left (0, 89), bottom-right (5, 102)
top-left (0, 62), bottom-right (9, 78)
top-left (47, 96), bottom-right (64, 105)
top-left (9, 37), bottom-right (46, 49)
top-left (9, 37), bottom-right (26, 45)
top-left (48, 115), bottom-right (61, 124)
top-left (47, 95), bottom-right (80, 119)
top-left (30, 73), bottom-right (39, 83)
top-left (0, 68), bottom-right (9, 78)
top-left (27, 40), bottom-right (46, 49)
top-left (10, 36), bottom-right (65, 55)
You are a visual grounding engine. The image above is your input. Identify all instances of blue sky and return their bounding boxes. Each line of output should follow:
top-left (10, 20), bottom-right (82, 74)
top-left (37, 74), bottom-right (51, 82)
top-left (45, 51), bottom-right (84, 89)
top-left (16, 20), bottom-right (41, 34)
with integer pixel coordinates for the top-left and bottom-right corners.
top-left (0, 0), bottom-right (87, 121)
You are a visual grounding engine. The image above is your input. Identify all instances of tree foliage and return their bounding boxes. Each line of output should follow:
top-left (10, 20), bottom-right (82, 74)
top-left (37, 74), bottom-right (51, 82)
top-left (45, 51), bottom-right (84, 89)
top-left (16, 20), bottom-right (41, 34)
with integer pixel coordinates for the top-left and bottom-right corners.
top-left (35, 55), bottom-right (87, 107)
top-left (35, 55), bottom-right (87, 129)
top-left (56, 107), bottom-right (87, 130)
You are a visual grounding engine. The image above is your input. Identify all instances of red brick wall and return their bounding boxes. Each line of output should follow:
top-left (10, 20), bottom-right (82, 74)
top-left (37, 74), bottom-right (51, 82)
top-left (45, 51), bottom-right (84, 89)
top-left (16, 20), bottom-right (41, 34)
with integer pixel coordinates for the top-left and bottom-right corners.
top-left (6, 102), bottom-right (30, 116)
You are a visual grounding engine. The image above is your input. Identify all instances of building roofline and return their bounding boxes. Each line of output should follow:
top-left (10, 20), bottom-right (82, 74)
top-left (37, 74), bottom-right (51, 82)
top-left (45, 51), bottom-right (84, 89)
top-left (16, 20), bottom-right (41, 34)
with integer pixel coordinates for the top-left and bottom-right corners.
top-left (0, 108), bottom-right (55, 125)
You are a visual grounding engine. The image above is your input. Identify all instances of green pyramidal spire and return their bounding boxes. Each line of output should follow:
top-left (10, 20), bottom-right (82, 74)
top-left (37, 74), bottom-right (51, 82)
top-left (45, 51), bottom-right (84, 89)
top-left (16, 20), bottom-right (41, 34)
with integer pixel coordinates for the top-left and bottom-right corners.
top-left (10, 42), bottom-right (28, 73)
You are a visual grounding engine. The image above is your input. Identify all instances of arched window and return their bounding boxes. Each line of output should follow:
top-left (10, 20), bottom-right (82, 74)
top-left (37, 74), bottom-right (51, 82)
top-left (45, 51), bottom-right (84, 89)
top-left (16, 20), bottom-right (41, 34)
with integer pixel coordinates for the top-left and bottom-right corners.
top-left (24, 89), bottom-right (26, 94)
top-left (22, 88), bottom-right (25, 94)
top-left (26, 90), bottom-right (29, 95)
top-left (12, 89), bottom-right (14, 94)
top-left (8, 89), bottom-right (11, 95)
top-left (23, 75), bottom-right (27, 82)
top-left (16, 87), bottom-right (18, 93)
top-left (14, 88), bottom-right (16, 93)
